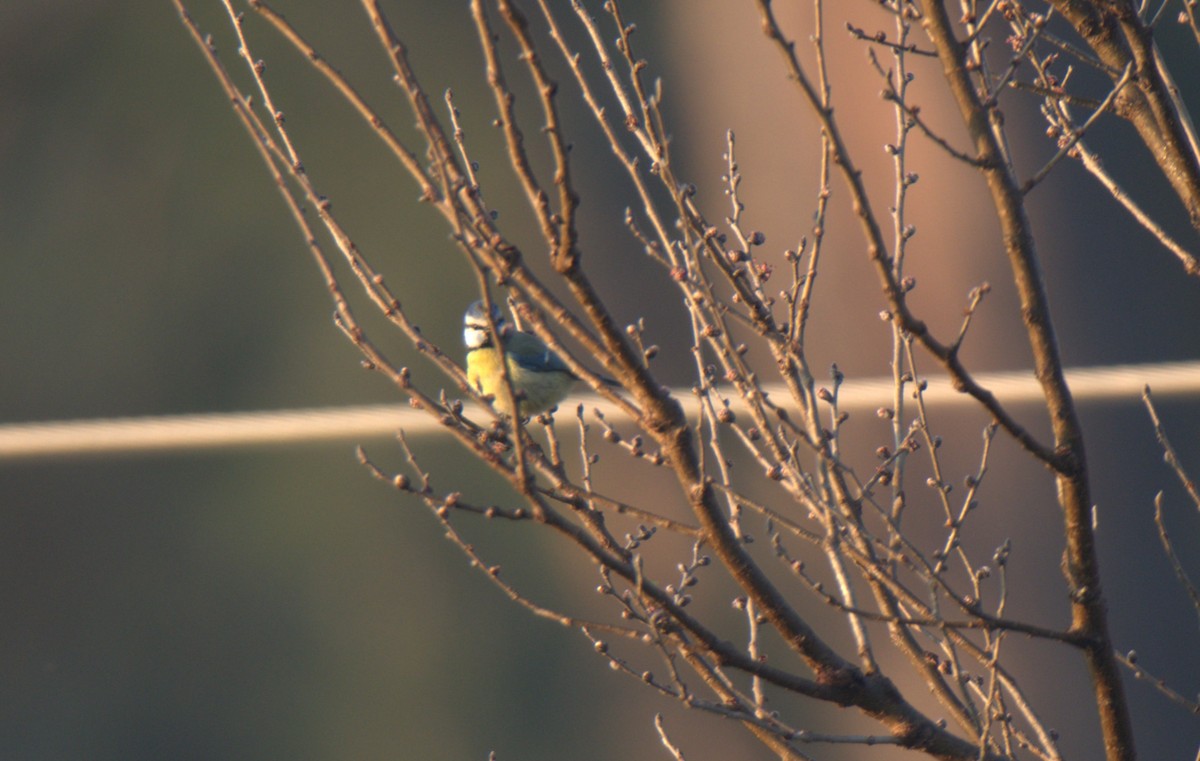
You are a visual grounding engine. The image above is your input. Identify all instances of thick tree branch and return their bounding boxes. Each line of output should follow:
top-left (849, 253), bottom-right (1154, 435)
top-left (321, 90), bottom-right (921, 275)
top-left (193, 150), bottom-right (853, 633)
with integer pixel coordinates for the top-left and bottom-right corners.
top-left (916, 3), bottom-right (1136, 760)
top-left (1047, 0), bottom-right (1200, 244)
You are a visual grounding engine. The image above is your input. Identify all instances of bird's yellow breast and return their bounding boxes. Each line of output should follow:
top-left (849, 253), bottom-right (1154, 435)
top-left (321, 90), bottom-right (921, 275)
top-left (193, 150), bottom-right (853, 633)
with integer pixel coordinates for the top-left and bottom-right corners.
top-left (466, 347), bottom-right (575, 416)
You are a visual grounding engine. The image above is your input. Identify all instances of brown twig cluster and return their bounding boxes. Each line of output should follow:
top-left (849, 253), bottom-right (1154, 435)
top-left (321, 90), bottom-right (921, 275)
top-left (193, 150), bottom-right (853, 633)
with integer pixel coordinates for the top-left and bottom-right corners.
top-left (173, 2), bottom-right (1200, 760)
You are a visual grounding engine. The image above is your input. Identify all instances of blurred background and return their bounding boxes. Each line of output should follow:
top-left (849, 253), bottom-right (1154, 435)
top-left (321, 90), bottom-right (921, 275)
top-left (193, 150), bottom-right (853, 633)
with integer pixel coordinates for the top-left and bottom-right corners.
top-left (1, 1), bottom-right (1197, 759)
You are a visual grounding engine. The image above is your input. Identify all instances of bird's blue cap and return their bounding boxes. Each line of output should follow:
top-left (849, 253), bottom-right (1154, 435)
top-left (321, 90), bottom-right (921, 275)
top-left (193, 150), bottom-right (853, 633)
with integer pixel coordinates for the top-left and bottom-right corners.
top-left (464, 300), bottom-right (505, 327)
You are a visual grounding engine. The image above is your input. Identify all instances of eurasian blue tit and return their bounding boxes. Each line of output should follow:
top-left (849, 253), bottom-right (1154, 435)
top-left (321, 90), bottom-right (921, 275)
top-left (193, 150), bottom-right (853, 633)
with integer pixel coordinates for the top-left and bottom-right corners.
top-left (463, 301), bottom-right (599, 416)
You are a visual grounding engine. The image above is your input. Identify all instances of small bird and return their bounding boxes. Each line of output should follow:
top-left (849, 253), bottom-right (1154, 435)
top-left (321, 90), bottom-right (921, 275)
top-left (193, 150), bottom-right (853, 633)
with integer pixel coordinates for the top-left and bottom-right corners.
top-left (463, 300), bottom-right (609, 416)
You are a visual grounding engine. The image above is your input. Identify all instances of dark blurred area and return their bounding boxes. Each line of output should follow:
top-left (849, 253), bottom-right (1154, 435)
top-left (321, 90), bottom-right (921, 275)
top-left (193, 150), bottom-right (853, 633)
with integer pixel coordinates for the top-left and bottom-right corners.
top-left (0, 2), bottom-right (1197, 759)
